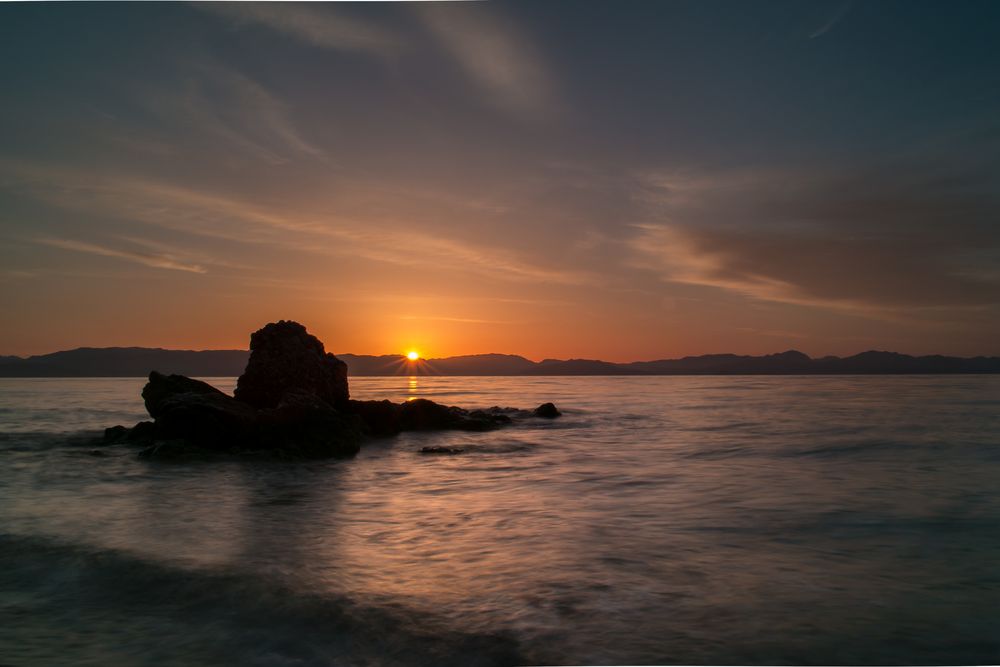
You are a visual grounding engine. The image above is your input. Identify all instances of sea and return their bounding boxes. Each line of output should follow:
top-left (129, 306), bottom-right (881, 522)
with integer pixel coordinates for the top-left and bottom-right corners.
top-left (1, 375), bottom-right (999, 666)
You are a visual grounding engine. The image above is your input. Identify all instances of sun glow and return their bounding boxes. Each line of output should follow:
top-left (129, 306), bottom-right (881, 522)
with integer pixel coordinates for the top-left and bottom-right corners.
top-left (406, 350), bottom-right (420, 361)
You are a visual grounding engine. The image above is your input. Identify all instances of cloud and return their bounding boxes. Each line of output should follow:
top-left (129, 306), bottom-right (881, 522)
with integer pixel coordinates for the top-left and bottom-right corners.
top-left (630, 164), bottom-right (1000, 315)
top-left (415, 4), bottom-right (558, 118)
top-left (139, 59), bottom-right (324, 164)
top-left (3, 162), bottom-right (591, 286)
top-left (398, 315), bottom-right (519, 325)
top-left (809, 1), bottom-right (853, 39)
top-left (34, 237), bottom-right (207, 274)
top-left (196, 3), bottom-right (402, 59)
top-left (199, 3), bottom-right (558, 120)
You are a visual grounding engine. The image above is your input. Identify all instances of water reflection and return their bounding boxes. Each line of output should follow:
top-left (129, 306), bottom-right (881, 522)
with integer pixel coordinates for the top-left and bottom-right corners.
top-left (2, 375), bottom-right (1000, 664)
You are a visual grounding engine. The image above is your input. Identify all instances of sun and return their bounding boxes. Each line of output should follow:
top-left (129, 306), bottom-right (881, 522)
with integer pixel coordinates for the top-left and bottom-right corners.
top-left (406, 350), bottom-right (420, 361)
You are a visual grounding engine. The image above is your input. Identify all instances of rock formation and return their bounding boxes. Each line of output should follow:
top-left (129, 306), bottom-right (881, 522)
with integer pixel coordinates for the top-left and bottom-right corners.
top-left (101, 320), bottom-right (560, 461)
top-left (533, 402), bottom-right (561, 418)
top-left (235, 320), bottom-right (349, 409)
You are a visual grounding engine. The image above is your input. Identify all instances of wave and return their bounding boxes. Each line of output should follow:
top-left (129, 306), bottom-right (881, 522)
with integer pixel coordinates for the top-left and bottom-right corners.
top-left (0, 533), bottom-right (528, 667)
top-left (782, 438), bottom-right (952, 459)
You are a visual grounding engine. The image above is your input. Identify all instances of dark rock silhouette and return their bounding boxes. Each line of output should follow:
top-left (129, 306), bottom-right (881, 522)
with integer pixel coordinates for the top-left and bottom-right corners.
top-left (235, 321), bottom-right (349, 409)
top-left (138, 371), bottom-right (364, 457)
top-left (533, 402), bottom-right (561, 418)
top-left (102, 320), bottom-right (561, 461)
top-left (348, 399), bottom-right (402, 437)
top-left (142, 372), bottom-right (227, 419)
top-left (143, 371), bottom-right (259, 449)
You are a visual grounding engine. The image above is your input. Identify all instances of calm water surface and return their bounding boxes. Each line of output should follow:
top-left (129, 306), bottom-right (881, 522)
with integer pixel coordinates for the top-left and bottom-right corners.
top-left (1, 376), bottom-right (999, 665)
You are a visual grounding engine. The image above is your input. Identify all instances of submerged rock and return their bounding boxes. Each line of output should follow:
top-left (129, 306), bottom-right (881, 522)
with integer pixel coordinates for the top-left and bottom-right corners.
top-left (103, 425), bottom-right (129, 443)
top-left (533, 402), bottom-right (562, 418)
top-left (349, 399), bottom-right (402, 437)
top-left (235, 320), bottom-right (348, 410)
top-left (419, 446), bottom-right (465, 455)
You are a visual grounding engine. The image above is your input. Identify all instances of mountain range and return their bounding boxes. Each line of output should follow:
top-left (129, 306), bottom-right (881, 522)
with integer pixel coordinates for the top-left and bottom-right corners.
top-left (1, 347), bottom-right (998, 377)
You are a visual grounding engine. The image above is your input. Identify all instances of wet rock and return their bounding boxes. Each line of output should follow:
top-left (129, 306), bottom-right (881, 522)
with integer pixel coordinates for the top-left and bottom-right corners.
top-left (103, 425), bottom-right (129, 443)
top-left (138, 440), bottom-right (222, 462)
top-left (398, 398), bottom-right (508, 432)
top-left (235, 320), bottom-right (348, 410)
top-left (256, 389), bottom-right (363, 458)
top-left (419, 446), bottom-right (465, 455)
top-left (126, 420), bottom-right (158, 444)
top-left (349, 399), bottom-right (402, 437)
top-left (469, 409), bottom-right (513, 425)
top-left (533, 402), bottom-right (562, 418)
top-left (153, 387), bottom-right (259, 450)
top-left (142, 371), bottom-right (226, 419)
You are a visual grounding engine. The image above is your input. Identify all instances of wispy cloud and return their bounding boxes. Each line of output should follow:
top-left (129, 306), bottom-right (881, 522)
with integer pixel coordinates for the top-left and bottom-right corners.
top-left (196, 3), bottom-right (402, 59)
top-left (34, 237), bottom-right (207, 274)
top-left (398, 315), bottom-right (520, 325)
top-left (4, 162), bottom-right (591, 286)
top-left (198, 3), bottom-right (558, 120)
top-left (629, 165), bottom-right (1000, 315)
top-left (140, 59), bottom-right (324, 164)
top-left (415, 4), bottom-right (558, 118)
top-left (809, 1), bottom-right (853, 39)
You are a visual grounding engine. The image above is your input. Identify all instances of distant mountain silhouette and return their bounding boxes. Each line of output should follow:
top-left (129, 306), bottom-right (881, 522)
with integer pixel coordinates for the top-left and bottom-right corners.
top-left (0, 348), bottom-right (249, 377)
top-left (1, 347), bottom-right (998, 377)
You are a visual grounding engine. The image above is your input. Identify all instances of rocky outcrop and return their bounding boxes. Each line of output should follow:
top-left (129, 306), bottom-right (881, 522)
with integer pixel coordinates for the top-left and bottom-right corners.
top-left (142, 372), bottom-right (227, 419)
top-left (102, 320), bottom-right (560, 461)
top-left (235, 321), bottom-right (348, 410)
top-left (533, 402), bottom-right (562, 418)
top-left (125, 370), bottom-right (363, 459)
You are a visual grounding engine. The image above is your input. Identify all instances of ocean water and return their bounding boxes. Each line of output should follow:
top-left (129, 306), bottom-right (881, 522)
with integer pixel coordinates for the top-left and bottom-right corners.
top-left (1, 375), bottom-right (1000, 666)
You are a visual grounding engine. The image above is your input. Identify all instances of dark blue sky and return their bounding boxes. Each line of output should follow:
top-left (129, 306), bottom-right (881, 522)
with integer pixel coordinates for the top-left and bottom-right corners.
top-left (1, 1), bottom-right (998, 358)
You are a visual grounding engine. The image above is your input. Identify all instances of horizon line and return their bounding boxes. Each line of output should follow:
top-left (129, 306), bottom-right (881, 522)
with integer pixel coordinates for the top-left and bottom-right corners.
top-left (4, 345), bottom-right (1000, 365)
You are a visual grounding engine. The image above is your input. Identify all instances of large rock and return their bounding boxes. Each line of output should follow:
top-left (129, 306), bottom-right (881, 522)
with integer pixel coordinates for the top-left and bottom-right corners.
top-left (348, 398), bottom-right (513, 436)
top-left (132, 370), bottom-right (361, 459)
top-left (533, 402), bottom-right (562, 418)
top-left (398, 398), bottom-right (510, 432)
top-left (142, 370), bottom-right (258, 450)
top-left (234, 321), bottom-right (349, 410)
top-left (256, 389), bottom-right (363, 458)
top-left (142, 371), bottom-right (226, 419)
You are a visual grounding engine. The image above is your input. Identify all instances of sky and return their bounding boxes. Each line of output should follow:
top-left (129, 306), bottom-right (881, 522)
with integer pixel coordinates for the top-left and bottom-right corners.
top-left (1, 0), bottom-right (999, 361)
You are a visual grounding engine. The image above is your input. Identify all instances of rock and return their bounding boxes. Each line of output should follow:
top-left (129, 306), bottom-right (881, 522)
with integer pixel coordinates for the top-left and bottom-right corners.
top-left (126, 420), bottom-right (158, 444)
top-left (349, 399), bottom-right (402, 437)
top-left (102, 421), bottom-right (159, 446)
top-left (138, 440), bottom-right (221, 462)
top-left (135, 372), bottom-right (362, 459)
top-left (235, 321), bottom-right (349, 410)
top-left (533, 402), bottom-right (561, 418)
top-left (419, 446), bottom-right (465, 455)
top-left (153, 388), bottom-right (259, 450)
top-left (256, 389), bottom-right (364, 458)
top-left (103, 425), bottom-right (129, 443)
top-left (398, 398), bottom-right (508, 432)
top-left (142, 371), bottom-right (227, 419)
top-left (469, 409), bottom-right (513, 425)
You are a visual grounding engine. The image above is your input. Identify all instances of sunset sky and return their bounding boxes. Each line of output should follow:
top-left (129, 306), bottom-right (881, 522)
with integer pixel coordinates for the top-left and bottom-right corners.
top-left (1, 1), bottom-right (999, 360)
